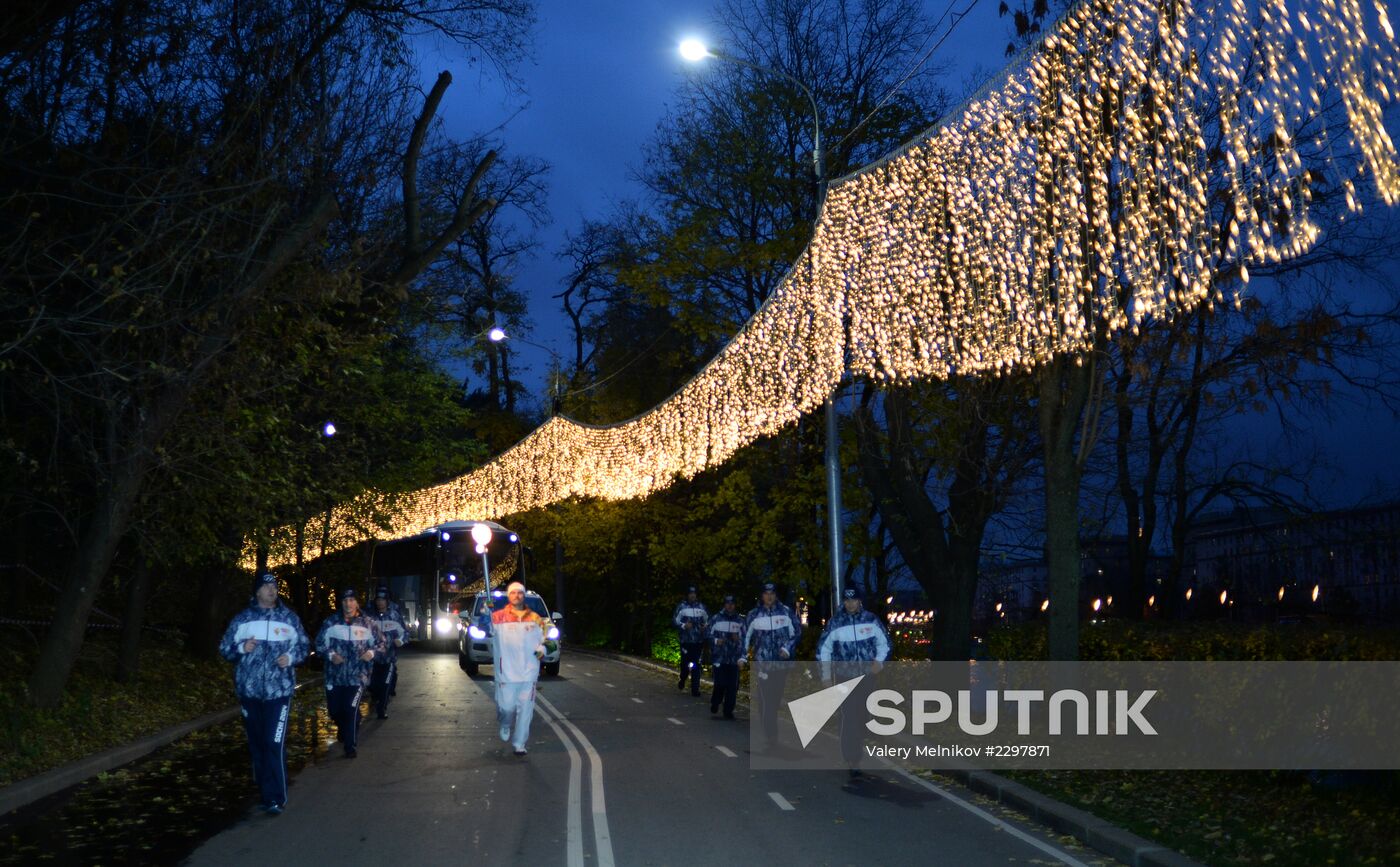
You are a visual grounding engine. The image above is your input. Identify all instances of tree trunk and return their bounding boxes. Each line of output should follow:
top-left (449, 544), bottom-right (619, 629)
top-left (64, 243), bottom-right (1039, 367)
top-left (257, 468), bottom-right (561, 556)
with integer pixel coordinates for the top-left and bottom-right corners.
top-left (932, 543), bottom-right (978, 661)
top-left (293, 520), bottom-right (309, 614)
top-left (1039, 353), bottom-right (1093, 660)
top-left (116, 552), bottom-right (152, 683)
top-left (28, 448), bottom-right (150, 707)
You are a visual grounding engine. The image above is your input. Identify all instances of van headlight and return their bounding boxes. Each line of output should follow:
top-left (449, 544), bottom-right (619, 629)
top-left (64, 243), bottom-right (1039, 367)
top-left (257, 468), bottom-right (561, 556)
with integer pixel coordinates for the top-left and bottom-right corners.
top-left (546, 626), bottom-right (560, 640)
top-left (469, 625), bottom-right (487, 640)
top-left (434, 617), bottom-right (453, 634)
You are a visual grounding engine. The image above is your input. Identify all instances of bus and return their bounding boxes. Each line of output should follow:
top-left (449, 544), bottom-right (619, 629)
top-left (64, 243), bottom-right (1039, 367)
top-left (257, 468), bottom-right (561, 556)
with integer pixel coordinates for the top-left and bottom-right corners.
top-left (368, 520), bottom-right (527, 649)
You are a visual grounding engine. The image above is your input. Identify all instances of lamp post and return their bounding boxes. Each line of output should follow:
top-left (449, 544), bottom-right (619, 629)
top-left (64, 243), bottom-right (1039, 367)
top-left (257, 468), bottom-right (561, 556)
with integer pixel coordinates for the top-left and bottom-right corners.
top-left (680, 38), bottom-right (845, 615)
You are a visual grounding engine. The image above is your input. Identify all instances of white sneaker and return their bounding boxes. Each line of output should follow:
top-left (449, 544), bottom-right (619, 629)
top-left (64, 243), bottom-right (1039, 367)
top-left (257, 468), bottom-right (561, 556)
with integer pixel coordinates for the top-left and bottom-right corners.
top-left (499, 724), bottom-right (512, 742)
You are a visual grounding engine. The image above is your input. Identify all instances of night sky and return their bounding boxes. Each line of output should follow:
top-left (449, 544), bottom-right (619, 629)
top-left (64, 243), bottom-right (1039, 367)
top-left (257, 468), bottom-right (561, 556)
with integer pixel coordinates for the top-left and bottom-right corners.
top-left (414, 1), bottom-right (1400, 510)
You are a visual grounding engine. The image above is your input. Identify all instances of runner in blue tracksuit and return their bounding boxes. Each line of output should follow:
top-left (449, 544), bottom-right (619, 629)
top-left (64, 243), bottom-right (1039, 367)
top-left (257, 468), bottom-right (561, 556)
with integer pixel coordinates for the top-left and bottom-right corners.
top-left (368, 586), bottom-right (409, 719)
top-left (706, 594), bottom-right (746, 719)
top-left (743, 581), bottom-right (802, 745)
top-left (218, 572), bottom-right (310, 814)
top-left (816, 584), bottom-right (891, 776)
top-left (315, 588), bottom-right (384, 757)
top-left (672, 586), bottom-right (709, 696)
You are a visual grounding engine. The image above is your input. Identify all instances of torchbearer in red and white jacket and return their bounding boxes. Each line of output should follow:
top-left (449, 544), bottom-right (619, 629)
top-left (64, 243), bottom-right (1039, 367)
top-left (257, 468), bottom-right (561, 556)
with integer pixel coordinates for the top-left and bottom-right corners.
top-left (491, 581), bottom-right (552, 756)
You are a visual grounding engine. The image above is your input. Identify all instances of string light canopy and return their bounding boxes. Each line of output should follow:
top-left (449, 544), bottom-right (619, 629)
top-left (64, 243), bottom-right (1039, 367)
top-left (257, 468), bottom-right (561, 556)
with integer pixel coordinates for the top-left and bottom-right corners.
top-left (249, 0), bottom-right (1400, 569)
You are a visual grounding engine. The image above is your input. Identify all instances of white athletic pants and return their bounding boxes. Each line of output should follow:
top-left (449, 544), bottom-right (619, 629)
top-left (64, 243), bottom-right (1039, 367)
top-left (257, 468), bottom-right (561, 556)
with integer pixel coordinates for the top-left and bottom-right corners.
top-left (495, 680), bottom-right (537, 751)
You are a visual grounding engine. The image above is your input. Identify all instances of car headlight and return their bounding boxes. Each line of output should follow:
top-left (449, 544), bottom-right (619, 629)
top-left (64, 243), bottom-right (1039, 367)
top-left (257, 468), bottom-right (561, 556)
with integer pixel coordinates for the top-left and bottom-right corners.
top-left (546, 626), bottom-right (560, 640)
top-left (434, 617), bottom-right (452, 634)
top-left (468, 625), bottom-right (487, 640)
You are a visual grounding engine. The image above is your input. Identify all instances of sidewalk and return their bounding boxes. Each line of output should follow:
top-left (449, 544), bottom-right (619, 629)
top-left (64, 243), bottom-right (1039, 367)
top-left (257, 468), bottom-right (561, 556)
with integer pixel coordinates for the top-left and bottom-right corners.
top-left (574, 647), bottom-right (1205, 867)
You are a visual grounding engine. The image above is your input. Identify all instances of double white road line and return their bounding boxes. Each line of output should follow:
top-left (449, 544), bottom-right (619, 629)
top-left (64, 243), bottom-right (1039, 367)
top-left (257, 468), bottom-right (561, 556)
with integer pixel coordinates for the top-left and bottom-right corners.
top-left (535, 693), bottom-right (615, 867)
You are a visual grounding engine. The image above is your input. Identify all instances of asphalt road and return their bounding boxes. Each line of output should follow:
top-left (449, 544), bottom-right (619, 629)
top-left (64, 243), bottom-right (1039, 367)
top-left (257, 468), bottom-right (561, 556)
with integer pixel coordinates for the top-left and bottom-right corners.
top-left (186, 651), bottom-right (1119, 866)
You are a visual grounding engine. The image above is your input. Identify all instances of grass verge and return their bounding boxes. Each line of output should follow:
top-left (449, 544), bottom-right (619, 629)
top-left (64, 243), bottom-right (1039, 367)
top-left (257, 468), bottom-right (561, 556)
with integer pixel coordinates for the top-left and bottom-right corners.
top-left (1, 632), bottom-right (239, 787)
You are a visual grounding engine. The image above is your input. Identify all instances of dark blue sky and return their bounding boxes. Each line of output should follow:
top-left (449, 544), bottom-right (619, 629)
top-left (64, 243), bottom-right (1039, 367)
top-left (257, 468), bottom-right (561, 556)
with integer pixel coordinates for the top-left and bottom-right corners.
top-left (415, 0), bottom-right (1009, 393)
top-left (413, 1), bottom-right (1400, 510)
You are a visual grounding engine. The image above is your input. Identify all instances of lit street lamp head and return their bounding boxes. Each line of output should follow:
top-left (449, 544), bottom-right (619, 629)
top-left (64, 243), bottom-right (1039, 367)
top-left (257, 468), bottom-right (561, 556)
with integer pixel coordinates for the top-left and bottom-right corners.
top-left (679, 39), bottom-right (709, 62)
top-left (488, 327), bottom-right (506, 342)
top-left (321, 421), bottom-right (337, 437)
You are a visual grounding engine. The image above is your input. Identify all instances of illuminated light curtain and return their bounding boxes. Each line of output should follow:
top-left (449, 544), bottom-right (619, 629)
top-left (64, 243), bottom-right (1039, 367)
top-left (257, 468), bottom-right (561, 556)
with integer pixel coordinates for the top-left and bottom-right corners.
top-left (249, 0), bottom-right (1399, 569)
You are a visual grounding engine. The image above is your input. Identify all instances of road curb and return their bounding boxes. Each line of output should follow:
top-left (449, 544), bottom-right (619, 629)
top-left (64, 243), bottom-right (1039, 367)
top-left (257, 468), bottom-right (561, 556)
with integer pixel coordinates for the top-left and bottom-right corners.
top-left (929, 768), bottom-right (1205, 866)
top-left (0, 677), bottom-right (323, 818)
top-left (575, 648), bottom-right (1203, 867)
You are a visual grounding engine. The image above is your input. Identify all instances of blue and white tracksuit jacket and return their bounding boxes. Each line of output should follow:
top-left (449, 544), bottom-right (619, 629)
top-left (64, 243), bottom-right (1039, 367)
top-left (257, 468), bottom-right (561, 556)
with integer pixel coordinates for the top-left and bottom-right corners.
top-left (706, 610), bottom-right (747, 666)
top-left (315, 613), bottom-right (383, 686)
top-left (219, 600), bottom-right (308, 808)
top-left (743, 602), bottom-right (801, 662)
top-left (816, 609), bottom-right (891, 680)
top-left (673, 600), bottom-right (710, 645)
top-left (369, 608), bottom-right (410, 662)
top-left (219, 601), bottom-right (310, 699)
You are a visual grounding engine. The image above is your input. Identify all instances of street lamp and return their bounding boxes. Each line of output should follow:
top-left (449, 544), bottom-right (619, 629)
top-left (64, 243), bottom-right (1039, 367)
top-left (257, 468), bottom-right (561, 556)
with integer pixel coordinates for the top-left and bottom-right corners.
top-left (680, 38), bottom-right (844, 614)
top-left (493, 329), bottom-right (566, 415)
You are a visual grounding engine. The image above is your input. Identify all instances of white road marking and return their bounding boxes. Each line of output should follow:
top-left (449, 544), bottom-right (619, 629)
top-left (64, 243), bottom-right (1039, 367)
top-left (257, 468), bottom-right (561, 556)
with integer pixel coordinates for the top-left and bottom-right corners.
top-left (584, 671), bottom-right (595, 677)
top-left (604, 682), bottom-right (615, 688)
top-left (537, 694), bottom-right (615, 867)
top-left (767, 792), bottom-right (796, 811)
top-left (666, 717), bottom-right (684, 726)
top-left (881, 763), bottom-right (1094, 867)
top-left (630, 698), bottom-right (644, 704)
top-left (534, 703), bottom-right (584, 867)
top-left (715, 746), bottom-right (737, 758)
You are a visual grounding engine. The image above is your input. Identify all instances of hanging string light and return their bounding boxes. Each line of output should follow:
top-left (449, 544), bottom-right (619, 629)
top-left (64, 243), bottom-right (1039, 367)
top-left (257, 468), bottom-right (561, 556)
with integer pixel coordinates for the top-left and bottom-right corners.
top-left (249, 0), bottom-right (1400, 569)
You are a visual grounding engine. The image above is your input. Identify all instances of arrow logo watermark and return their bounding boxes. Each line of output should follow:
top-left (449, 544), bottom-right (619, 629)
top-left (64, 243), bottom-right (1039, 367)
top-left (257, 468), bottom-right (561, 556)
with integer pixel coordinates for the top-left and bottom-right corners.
top-left (787, 675), bottom-right (865, 748)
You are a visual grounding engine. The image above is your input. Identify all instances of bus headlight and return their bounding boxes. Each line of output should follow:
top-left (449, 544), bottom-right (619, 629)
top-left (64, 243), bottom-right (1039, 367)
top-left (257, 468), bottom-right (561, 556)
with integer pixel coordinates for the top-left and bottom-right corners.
top-left (434, 617), bottom-right (453, 635)
top-left (468, 625), bottom-right (487, 640)
top-left (546, 626), bottom-right (560, 640)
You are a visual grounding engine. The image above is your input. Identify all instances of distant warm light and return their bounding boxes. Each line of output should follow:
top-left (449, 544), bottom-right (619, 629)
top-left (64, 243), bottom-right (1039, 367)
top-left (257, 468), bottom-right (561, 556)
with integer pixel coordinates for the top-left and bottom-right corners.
top-left (1312, 584), bottom-right (1321, 603)
top-left (1219, 590), bottom-right (1228, 605)
top-left (1040, 599), bottom-right (1049, 612)
top-left (245, 0), bottom-right (1400, 571)
top-left (994, 602), bottom-right (1003, 612)
top-left (1278, 586), bottom-right (1286, 601)
top-left (1147, 595), bottom-right (1156, 607)
top-left (1091, 598), bottom-right (1102, 612)
top-left (1106, 596), bottom-right (1113, 607)
top-left (679, 39), bottom-right (709, 61)
top-left (1185, 588), bottom-right (1194, 601)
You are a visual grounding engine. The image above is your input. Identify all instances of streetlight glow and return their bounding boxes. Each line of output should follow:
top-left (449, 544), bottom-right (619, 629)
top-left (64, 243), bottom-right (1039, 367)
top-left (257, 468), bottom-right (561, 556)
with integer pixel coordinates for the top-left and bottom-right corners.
top-left (679, 39), bottom-right (709, 62)
top-left (470, 523), bottom-right (493, 547)
top-left (488, 327), bottom-right (506, 342)
top-left (321, 421), bottom-right (337, 437)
